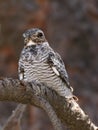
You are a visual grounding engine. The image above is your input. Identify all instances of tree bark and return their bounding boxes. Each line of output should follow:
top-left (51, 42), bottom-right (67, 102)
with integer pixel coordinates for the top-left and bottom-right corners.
top-left (0, 78), bottom-right (97, 130)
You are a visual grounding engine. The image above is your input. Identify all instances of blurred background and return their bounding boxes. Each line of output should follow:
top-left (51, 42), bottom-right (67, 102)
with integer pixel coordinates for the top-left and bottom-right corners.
top-left (0, 0), bottom-right (98, 130)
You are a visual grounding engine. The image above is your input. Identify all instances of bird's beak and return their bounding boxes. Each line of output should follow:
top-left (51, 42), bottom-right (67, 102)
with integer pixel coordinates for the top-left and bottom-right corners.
top-left (23, 33), bottom-right (26, 38)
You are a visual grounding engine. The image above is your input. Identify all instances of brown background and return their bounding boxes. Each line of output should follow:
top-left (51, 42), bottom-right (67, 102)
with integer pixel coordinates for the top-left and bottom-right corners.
top-left (0, 0), bottom-right (98, 130)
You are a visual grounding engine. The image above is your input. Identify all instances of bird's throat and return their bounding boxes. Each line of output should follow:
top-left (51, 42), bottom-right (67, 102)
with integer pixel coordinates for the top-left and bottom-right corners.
top-left (27, 40), bottom-right (36, 46)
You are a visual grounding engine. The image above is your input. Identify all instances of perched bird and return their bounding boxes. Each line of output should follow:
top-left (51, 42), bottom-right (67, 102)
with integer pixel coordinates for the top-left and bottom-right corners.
top-left (18, 28), bottom-right (75, 99)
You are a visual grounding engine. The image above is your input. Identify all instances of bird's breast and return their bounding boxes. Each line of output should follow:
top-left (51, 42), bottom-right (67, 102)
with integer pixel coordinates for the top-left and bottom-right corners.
top-left (23, 60), bottom-right (64, 89)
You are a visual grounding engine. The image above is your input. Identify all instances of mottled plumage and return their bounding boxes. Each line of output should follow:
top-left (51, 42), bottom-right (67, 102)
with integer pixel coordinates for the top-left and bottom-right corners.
top-left (18, 28), bottom-right (75, 99)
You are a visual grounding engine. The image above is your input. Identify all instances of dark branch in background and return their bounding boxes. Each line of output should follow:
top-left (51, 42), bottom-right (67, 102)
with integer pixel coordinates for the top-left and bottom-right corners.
top-left (2, 104), bottom-right (26, 130)
top-left (37, 97), bottom-right (64, 130)
top-left (0, 78), bottom-right (98, 130)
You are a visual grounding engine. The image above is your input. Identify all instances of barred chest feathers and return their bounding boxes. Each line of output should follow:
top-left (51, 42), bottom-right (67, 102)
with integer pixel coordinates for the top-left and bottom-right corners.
top-left (20, 44), bottom-right (65, 90)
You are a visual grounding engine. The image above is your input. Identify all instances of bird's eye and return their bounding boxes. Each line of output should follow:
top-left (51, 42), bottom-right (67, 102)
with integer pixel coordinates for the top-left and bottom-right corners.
top-left (37, 32), bottom-right (43, 38)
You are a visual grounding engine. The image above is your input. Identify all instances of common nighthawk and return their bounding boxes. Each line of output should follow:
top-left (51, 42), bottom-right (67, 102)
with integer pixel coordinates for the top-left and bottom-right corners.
top-left (18, 28), bottom-right (75, 99)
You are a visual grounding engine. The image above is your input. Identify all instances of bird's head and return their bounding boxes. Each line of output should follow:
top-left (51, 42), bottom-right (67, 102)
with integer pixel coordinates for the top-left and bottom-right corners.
top-left (23, 28), bottom-right (47, 46)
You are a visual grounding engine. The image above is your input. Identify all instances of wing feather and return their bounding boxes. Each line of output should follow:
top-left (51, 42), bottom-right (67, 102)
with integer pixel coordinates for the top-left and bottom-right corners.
top-left (47, 51), bottom-right (72, 90)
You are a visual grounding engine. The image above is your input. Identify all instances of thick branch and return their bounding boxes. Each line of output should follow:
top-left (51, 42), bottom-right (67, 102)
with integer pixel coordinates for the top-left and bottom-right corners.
top-left (0, 78), bottom-right (97, 130)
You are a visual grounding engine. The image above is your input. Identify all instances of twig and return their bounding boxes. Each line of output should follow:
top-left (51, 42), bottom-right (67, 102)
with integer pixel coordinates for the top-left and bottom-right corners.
top-left (2, 104), bottom-right (26, 130)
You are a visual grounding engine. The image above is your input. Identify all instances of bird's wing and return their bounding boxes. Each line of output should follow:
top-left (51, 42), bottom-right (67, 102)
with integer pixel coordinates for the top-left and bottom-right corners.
top-left (47, 51), bottom-right (72, 91)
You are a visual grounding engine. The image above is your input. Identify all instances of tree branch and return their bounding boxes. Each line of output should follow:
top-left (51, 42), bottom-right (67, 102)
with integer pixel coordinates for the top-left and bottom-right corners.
top-left (37, 97), bottom-right (64, 130)
top-left (2, 104), bottom-right (26, 130)
top-left (0, 78), bottom-right (97, 130)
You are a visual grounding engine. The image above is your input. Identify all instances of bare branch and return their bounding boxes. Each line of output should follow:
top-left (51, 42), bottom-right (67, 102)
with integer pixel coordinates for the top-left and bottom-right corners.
top-left (37, 97), bottom-right (64, 130)
top-left (0, 78), bottom-right (98, 130)
top-left (2, 104), bottom-right (26, 130)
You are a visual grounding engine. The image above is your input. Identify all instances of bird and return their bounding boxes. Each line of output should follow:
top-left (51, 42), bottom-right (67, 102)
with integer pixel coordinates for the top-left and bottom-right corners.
top-left (18, 28), bottom-right (76, 99)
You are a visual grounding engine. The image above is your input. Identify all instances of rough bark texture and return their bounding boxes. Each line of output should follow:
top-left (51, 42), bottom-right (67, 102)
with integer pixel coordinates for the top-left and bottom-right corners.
top-left (0, 78), bottom-right (97, 130)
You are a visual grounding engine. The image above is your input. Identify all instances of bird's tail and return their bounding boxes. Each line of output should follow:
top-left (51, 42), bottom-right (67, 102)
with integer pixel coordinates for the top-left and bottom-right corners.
top-left (56, 84), bottom-right (78, 101)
